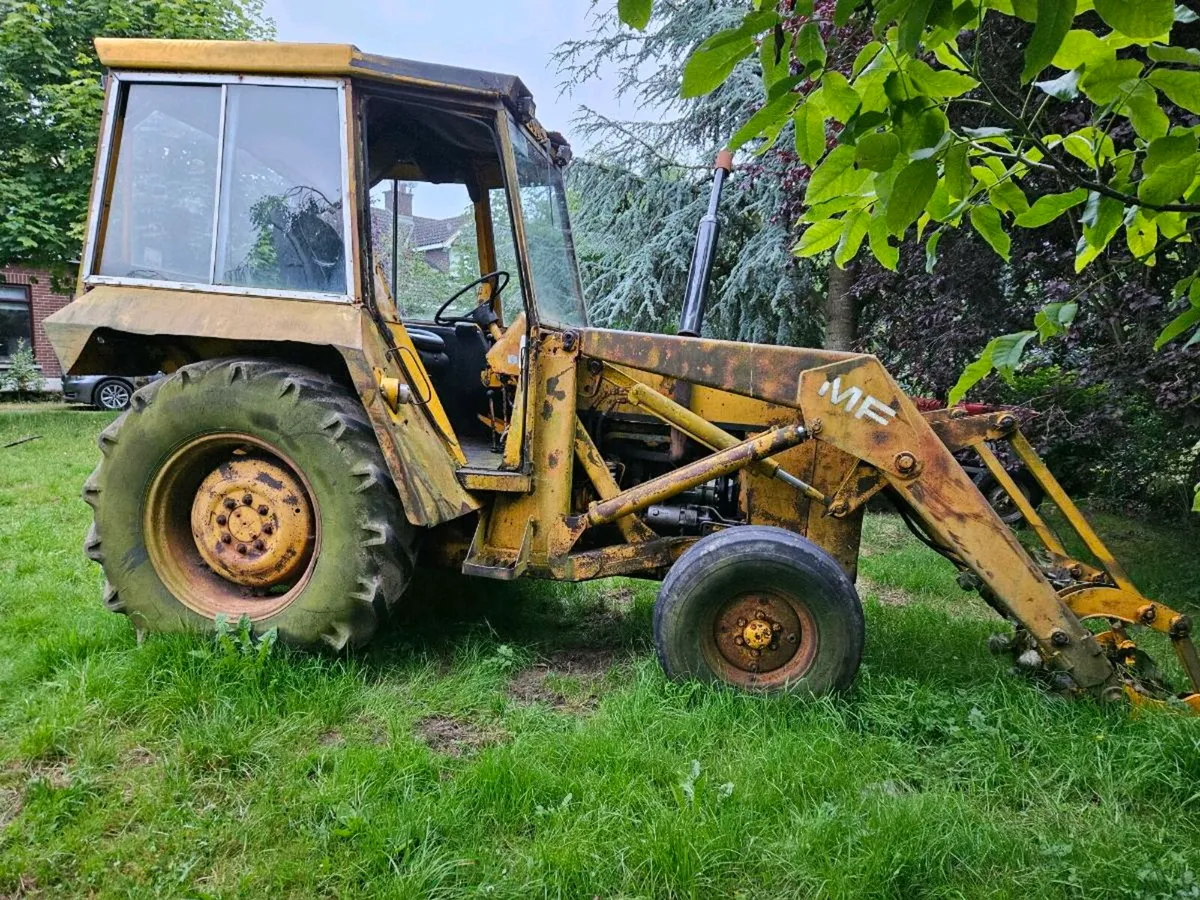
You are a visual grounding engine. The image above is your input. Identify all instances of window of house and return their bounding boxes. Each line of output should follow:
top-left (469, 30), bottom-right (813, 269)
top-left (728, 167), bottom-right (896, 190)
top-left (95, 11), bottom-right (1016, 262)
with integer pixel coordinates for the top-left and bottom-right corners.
top-left (96, 80), bottom-right (348, 297)
top-left (0, 284), bottom-right (33, 362)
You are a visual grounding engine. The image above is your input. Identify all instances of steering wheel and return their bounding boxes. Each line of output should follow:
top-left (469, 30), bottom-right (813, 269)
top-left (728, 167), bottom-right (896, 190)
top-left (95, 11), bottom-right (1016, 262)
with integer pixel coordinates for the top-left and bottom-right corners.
top-left (434, 271), bottom-right (510, 326)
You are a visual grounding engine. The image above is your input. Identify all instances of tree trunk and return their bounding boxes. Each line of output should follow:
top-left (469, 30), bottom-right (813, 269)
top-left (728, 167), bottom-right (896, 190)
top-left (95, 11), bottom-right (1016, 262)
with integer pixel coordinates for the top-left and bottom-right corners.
top-left (824, 260), bottom-right (858, 351)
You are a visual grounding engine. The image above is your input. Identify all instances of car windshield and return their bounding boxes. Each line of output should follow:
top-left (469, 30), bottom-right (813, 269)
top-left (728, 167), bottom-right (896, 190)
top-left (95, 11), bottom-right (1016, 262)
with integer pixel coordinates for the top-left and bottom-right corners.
top-left (509, 122), bottom-right (587, 328)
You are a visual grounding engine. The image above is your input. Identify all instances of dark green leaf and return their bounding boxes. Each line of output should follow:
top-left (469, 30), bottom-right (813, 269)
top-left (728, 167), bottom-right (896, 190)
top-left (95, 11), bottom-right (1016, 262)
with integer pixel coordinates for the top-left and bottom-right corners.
top-left (855, 131), bottom-right (901, 171)
top-left (992, 331), bottom-right (1037, 374)
top-left (1034, 301), bottom-right (1078, 339)
top-left (1155, 305), bottom-right (1200, 349)
top-left (1147, 43), bottom-right (1200, 65)
top-left (944, 142), bottom-right (972, 200)
top-left (835, 0), bottom-right (866, 26)
top-left (925, 230), bottom-right (942, 273)
top-left (617, 0), bottom-right (653, 30)
top-left (1094, 0), bottom-right (1175, 37)
top-left (898, 0), bottom-right (937, 55)
top-left (805, 145), bottom-right (863, 204)
top-left (886, 158), bottom-right (939, 235)
top-left (970, 205), bottom-right (1012, 259)
top-left (1022, 0), bottom-right (1076, 82)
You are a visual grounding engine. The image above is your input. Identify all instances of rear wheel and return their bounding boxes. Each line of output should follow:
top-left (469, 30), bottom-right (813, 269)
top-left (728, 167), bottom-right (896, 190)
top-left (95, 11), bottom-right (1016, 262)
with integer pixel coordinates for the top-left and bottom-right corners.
top-left (94, 378), bottom-right (133, 411)
top-left (83, 358), bottom-right (414, 650)
top-left (654, 526), bottom-right (864, 695)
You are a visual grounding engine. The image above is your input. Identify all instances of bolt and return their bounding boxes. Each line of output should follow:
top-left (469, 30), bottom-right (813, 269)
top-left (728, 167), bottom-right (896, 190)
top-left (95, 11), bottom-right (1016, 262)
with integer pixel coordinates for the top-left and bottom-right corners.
top-left (587, 359), bottom-right (603, 375)
top-left (242, 494), bottom-right (253, 506)
top-left (734, 636), bottom-right (744, 646)
top-left (1170, 615), bottom-right (1192, 639)
top-left (809, 418), bottom-right (823, 434)
top-left (737, 618), bottom-right (746, 627)
top-left (257, 505), bottom-right (269, 516)
top-left (751, 649), bottom-right (761, 658)
top-left (1069, 564), bottom-right (1083, 578)
top-left (221, 533), bottom-right (232, 544)
top-left (769, 641), bottom-right (778, 651)
top-left (254, 539), bottom-right (266, 551)
top-left (787, 633), bottom-right (797, 644)
top-left (748, 663), bottom-right (759, 673)
top-left (772, 622), bottom-right (782, 632)
top-left (1139, 604), bottom-right (1157, 624)
top-left (216, 514), bottom-right (227, 526)
top-left (237, 543), bottom-right (247, 555)
top-left (997, 414), bottom-right (1017, 431)
top-left (223, 498), bottom-right (237, 510)
top-left (1051, 629), bottom-right (1070, 647)
top-left (829, 501), bottom-right (849, 517)
top-left (263, 523), bottom-right (274, 535)
top-left (895, 451), bottom-right (918, 474)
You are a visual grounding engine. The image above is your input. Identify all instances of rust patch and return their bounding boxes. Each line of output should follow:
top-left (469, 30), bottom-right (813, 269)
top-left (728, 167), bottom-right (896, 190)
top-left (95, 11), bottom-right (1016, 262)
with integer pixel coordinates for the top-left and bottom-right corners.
top-left (547, 449), bottom-right (562, 470)
top-left (255, 471), bottom-right (285, 490)
top-left (415, 716), bottom-right (506, 757)
top-left (545, 374), bottom-right (567, 402)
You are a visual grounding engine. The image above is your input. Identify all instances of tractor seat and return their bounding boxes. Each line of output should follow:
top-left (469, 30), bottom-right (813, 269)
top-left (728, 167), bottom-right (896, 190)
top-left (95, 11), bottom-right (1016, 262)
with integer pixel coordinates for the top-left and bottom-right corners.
top-left (406, 328), bottom-right (446, 354)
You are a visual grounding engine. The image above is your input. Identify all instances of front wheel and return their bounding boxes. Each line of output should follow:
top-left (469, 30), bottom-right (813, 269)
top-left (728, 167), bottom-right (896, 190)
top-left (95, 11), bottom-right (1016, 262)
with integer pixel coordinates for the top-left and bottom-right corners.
top-left (653, 526), bottom-right (864, 695)
top-left (94, 378), bottom-right (133, 411)
top-left (83, 358), bottom-right (414, 650)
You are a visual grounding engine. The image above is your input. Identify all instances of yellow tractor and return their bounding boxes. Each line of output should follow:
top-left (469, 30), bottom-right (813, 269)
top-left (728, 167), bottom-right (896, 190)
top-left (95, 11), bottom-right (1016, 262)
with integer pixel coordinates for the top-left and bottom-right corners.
top-left (47, 38), bottom-right (1199, 710)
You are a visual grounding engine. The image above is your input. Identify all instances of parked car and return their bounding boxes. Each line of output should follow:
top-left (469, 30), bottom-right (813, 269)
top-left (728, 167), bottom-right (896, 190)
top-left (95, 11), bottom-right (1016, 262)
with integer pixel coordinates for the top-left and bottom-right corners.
top-left (62, 373), bottom-right (162, 411)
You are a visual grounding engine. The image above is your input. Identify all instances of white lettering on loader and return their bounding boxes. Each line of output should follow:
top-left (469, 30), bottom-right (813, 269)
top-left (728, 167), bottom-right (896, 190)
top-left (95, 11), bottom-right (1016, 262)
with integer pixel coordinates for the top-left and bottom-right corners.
top-left (818, 377), bottom-right (898, 427)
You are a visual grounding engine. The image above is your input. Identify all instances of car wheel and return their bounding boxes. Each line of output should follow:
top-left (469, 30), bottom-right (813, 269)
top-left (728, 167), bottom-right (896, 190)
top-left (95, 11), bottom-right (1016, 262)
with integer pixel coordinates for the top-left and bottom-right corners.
top-left (94, 379), bottom-right (133, 411)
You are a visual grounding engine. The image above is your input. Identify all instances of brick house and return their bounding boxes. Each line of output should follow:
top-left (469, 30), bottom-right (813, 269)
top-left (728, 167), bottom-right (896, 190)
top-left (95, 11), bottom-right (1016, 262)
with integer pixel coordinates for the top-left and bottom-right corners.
top-left (1, 265), bottom-right (75, 384)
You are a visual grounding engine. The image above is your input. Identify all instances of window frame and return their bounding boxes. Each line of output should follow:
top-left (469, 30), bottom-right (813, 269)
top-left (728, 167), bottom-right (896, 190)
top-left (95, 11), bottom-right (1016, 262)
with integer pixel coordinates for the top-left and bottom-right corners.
top-left (82, 71), bottom-right (355, 304)
top-left (0, 283), bottom-right (34, 363)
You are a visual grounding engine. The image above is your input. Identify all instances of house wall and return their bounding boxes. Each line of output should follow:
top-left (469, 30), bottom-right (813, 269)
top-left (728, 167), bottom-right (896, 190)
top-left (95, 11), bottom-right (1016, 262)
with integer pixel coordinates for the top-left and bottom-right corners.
top-left (1, 266), bottom-right (74, 378)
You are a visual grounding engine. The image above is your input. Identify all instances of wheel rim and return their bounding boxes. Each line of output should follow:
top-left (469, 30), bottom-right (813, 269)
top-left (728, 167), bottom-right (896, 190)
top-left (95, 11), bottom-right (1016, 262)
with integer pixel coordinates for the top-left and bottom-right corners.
top-left (987, 483), bottom-right (1025, 524)
top-left (143, 433), bottom-right (320, 621)
top-left (99, 382), bottom-right (130, 409)
top-left (704, 589), bottom-right (819, 689)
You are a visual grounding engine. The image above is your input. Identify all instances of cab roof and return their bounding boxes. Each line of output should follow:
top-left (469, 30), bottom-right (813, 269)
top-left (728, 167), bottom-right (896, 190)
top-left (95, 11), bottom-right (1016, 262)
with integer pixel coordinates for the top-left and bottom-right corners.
top-left (94, 38), bottom-right (537, 117)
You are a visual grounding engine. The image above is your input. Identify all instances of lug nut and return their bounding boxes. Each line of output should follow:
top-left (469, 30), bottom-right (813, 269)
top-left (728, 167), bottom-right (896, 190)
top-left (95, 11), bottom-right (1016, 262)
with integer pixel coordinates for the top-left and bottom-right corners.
top-left (772, 622), bottom-right (782, 632)
top-left (1139, 604), bottom-right (1157, 624)
top-left (263, 523), bottom-right (274, 535)
top-left (787, 633), bottom-right (797, 644)
top-left (216, 514), bottom-right (227, 526)
top-left (221, 533), bottom-right (232, 544)
top-left (242, 494), bottom-right (253, 506)
top-left (257, 505), bottom-right (269, 516)
top-left (236, 543), bottom-right (248, 555)
top-left (895, 451), bottom-right (918, 474)
top-left (1069, 564), bottom-right (1083, 578)
top-left (223, 498), bottom-right (237, 510)
top-left (254, 539), bottom-right (266, 551)
top-left (1051, 630), bottom-right (1070, 647)
top-left (751, 649), bottom-right (761, 658)
top-left (734, 636), bottom-right (744, 646)
top-left (737, 618), bottom-right (746, 627)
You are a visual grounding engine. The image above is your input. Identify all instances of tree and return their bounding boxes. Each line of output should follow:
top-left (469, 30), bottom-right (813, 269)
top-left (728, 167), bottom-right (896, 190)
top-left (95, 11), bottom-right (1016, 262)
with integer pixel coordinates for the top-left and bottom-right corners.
top-left (0, 0), bottom-right (274, 273)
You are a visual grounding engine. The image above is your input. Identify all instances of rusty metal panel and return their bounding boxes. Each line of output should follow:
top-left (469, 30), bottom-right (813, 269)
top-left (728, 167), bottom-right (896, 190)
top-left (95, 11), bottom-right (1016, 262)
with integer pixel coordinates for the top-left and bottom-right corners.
top-left (804, 443), bottom-right (865, 580)
top-left (579, 328), bottom-right (853, 408)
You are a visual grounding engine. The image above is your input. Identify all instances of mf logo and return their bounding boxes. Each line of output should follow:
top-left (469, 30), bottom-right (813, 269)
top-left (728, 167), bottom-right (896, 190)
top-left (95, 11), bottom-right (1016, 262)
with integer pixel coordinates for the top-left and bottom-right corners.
top-left (818, 377), bottom-right (898, 426)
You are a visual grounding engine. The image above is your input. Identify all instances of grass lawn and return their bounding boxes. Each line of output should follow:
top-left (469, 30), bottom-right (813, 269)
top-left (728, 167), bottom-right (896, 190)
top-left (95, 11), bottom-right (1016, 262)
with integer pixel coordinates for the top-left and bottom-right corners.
top-left (1, 407), bottom-right (1198, 898)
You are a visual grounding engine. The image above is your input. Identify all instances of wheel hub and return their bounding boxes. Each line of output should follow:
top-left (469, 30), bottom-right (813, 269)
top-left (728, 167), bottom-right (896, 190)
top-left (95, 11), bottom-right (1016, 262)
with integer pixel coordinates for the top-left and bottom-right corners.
top-left (190, 457), bottom-right (314, 588)
top-left (713, 591), bottom-right (808, 676)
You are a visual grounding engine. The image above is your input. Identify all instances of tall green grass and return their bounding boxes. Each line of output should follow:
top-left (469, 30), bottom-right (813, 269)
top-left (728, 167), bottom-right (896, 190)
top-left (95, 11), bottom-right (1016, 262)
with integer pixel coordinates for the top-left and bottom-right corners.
top-left (1, 408), bottom-right (1197, 898)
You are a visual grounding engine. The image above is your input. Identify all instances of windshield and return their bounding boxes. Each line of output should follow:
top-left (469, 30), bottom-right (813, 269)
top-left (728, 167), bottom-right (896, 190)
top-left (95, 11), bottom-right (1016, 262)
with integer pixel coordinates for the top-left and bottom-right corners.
top-left (509, 122), bottom-right (586, 328)
top-left (95, 80), bottom-right (348, 296)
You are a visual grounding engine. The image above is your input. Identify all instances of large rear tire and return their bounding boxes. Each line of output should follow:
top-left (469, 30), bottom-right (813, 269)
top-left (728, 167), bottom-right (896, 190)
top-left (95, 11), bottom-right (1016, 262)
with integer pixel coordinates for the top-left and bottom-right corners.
top-left (83, 358), bottom-right (414, 650)
top-left (654, 526), bottom-right (864, 695)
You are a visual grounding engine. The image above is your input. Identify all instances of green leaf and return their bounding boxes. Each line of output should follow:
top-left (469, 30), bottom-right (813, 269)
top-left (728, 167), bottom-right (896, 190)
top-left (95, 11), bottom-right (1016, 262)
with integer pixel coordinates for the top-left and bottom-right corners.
top-left (1155, 305), bottom-right (1200, 349)
top-left (907, 60), bottom-right (980, 97)
top-left (617, 0), bottom-right (653, 30)
top-left (1014, 188), bottom-right (1088, 227)
top-left (1147, 69), bottom-right (1200, 113)
top-left (944, 142), bottom-right (972, 200)
top-left (795, 22), bottom-right (827, 67)
top-left (793, 99), bottom-right (828, 167)
top-left (899, 0), bottom-right (937, 56)
top-left (1119, 81), bottom-right (1168, 140)
top-left (1023, 0), bottom-right (1077, 81)
top-left (682, 21), bottom-right (769, 98)
top-left (795, 218), bottom-right (844, 256)
top-left (835, 0), bottom-right (866, 26)
top-left (1139, 137), bottom-right (1200, 206)
top-left (1034, 301), bottom-right (1078, 339)
top-left (835, 208), bottom-right (870, 266)
top-left (1034, 69), bottom-right (1081, 100)
top-left (867, 213), bottom-right (900, 270)
top-left (821, 71), bottom-right (862, 122)
top-left (805, 145), bottom-right (863, 204)
top-left (948, 332), bottom-right (1035, 405)
top-left (925, 230), bottom-right (942, 273)
top-left (1079, 58), bottom-right (1144, 104)
top-left (855, 131), bottom-right (901, 171)
top-left (1052, 30), bottom-right (1116, 69)
top-left (1094, 0), bottom-right (1175, 37)
top-left (729, 91), bottom-right (800, 150)
top-left (1126, 209), bottom-right (1158, 261)
top-left (1147, 43), bottom-right (1200, 66)
top-left (989, 179), bottom-right (1031, 216)
top-left (933, 41), bottom-right (969, 71)
top-left (887, 158), bottom-right (939, 235)
top-left (760, 26), bottom-right (789, 88)
top-left (970, 205), bottom-right (1012, 260)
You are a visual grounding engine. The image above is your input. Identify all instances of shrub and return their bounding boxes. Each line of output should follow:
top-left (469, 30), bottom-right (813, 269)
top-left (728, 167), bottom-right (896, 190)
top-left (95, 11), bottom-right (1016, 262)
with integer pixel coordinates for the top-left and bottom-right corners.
top-left (2, 339), bottom-right (44, 397)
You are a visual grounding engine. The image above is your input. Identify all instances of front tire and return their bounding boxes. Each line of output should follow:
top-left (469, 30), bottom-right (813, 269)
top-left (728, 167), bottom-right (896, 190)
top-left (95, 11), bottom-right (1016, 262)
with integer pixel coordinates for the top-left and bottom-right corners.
top-left (654, 526), bottom-right (864, 695)
top-left (83, 358), bottom-right (414, 650)
top-left (94, 378), bottom-right (133, 411)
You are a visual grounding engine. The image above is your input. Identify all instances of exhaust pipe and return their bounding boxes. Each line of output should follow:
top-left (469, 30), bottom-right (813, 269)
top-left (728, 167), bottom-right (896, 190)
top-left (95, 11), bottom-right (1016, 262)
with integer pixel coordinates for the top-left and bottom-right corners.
top-left (678, 149), bottom-right (734, 337)
top-left (671, 149), bottom-right (734, 461)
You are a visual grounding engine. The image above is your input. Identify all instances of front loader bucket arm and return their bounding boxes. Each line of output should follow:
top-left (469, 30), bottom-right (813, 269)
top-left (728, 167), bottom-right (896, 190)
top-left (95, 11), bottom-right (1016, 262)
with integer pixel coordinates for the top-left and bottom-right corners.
top-left (798, 356), bottom-right (1118, 693)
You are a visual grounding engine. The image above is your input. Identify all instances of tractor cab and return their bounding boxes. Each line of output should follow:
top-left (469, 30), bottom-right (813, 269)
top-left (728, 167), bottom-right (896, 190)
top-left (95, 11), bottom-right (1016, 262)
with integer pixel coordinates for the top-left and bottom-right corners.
top-left (72, 38), bottom-right (584, 468)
